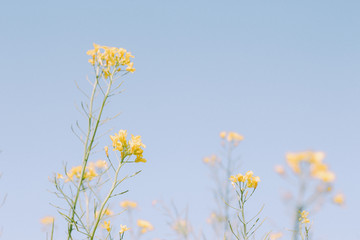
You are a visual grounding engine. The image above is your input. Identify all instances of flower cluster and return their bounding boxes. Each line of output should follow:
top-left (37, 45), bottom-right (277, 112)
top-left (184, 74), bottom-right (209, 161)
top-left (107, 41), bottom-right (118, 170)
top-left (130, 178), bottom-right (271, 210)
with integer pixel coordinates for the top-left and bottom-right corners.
top-left (60, 159), bottom-right (109, 182)
top-left (202, 154), bottom-right (220, 165)
top-left (119, 224), bottom-right (129, 234)
top-left (229, 171), bottom-right (260, 189)
top-left (299, 210), bottom-right (310, 224)
top-left (86, 43), bottom-right (135, 79)
top-left (120, 200), bottom-right (138, 209)
top-left (220, 131), bottom-right (244, 144)
top-left (40, 216), bottom-right (55, 225)
top-left (286, 151), bottom-right (335, 182)
top-left (65, 165), bottom-right (97, 182)
top-left (110, 130), bottom-right (146, 163)
top-left (333, 193), bottom-right (345, 205)
top-left (137, 219), bottom-right (154, 234)
top-left (101, 220), bottom-right (111, 232)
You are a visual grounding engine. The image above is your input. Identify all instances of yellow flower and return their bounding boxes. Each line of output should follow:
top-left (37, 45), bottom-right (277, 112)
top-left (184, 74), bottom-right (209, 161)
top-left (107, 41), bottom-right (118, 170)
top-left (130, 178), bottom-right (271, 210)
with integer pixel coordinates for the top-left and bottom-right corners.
top-left (244, 171), bottom-right (254, 181)
top-left (120, 200), bottom-right (138, 209)
top-left (309, 151), bottom-right (325, 164)
top-left (84, 166), bottom-right (98, 180)
top-left (270, 232), bottom-right (283, 240)
top-left (226, 132), bottom-right (244, 142)
top-left (87, 44), bottom-right (135, 78)
top-left (315, 170), bottom-right (335, 182)
top-left (137, 219), bottom-right (154, 234)
top-left (95, 160), bottom-right (107, 169)
top-left (66, 166), bottom-right (82, 181)
top-left (203, 154), bottom-right (219, 165)
top-left (104, 208), bottom-right (113, 216)
top-left (126, 62), bottom-right (136, 73)
top-left (40, 216), bottom-right (54, 225)
top-left (110, 130), bottom-right (128, 151)
top-left (274, 165), bottom-right (285, 175)
top-left (135, 156), bottom-right (147, 163)
top-left (333, 193), bottom-right (345, 205)
top-left (56, 173), bottom-right (64, 179)
top-left (119, 224), bottom-right (129, 234)
top-left (286, 152), bottom-right (306, 173)
top-left (229, 175), bottom-right (238, 183)
top-left (129, 134), bottom-right (146, 162)
top-left (247, 176), bottom-right (260, 188)
top-left (299, 210), bottom-right (310, 224)
top-left (129, 135), bottom-right (146, 154)
top-left (236, 173), bottom-right (245, 182)
top-left (230, 171), bottom-right (260, 188)
top-left (219, 131), bottom-right (226, 139)
top-left (104, 146), bottom-right (109, 157)
top-left (101, 221), bottom-right (111, 232)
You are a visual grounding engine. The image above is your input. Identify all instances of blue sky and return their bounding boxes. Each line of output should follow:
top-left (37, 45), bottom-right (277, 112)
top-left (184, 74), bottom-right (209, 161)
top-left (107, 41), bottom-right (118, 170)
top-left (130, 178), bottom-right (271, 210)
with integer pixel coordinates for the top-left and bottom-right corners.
top-left (0, 0), bottom-right (359, 239)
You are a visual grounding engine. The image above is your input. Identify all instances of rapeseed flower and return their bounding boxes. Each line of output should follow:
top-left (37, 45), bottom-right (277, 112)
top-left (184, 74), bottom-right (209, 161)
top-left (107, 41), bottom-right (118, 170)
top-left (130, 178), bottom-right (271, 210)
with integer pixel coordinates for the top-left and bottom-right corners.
top-left (119, 225), bottom-right (129, 234)
top-left (101, 221), bottom-right (111, 232)
top-left (40, 216), bottom-right (54, 225)
top-left (137, 219), bottom-right (154, 233)
top-left (120, 200), bottom-right (138, 209)
top-left (86, 44), bottom-right (135, 78)
top-left (270, 232), bottom-right (283, 240)
top-left (110, 130), bottom-right (146, 162)
top-left (274, 165), bottom-right (285, 175)
top-left (333, 193), bottom-right (345, 205)
top-left (95, 160), bottom-right (107, 169)
top-left (229, 171), bottom-right (260, 188)
top-left (203, 154), bottom-right (219, 165)
top-left (299, 210), bottom-right (310, 224)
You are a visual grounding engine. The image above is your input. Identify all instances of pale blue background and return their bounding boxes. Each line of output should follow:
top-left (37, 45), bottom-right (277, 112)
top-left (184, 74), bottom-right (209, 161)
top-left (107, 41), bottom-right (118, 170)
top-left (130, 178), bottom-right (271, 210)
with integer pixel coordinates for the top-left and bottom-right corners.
top-left (0, 0), bottom-right (359, 239)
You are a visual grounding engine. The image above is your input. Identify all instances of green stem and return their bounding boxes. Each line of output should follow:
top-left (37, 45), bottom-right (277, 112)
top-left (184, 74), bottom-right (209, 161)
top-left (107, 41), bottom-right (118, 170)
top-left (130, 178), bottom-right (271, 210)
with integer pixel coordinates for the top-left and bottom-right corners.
top-left (67, 70), bottom-right (113, 239)
top-left (90, 156), bottom-right (125, 240)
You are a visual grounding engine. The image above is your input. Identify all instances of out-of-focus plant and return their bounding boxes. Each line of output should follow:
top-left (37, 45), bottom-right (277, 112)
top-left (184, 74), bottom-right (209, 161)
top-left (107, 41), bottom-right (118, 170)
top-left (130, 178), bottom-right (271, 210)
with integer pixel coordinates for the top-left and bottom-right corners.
top-left (50, 44), bottom-right (144, 240)
top-left (275, 151), bottom-right (343, 240)
top-left (152, 200), bottom-right (199, 240)
top-left (298, 210), bottom-right (311, 240)
top-left (228, 171), bottom-right (265, 240)
top-left (203, 131), bottom-right (244, 239)
top-left (119, 200), bottom-right (155, 240)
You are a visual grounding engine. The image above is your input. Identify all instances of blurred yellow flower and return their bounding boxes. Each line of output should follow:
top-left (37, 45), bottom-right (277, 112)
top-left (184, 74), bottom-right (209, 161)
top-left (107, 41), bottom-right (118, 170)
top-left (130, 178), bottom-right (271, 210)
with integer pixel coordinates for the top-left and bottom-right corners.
top-left (104, 146), bottom-right (109, 157)
top-left (101, 221), bottom-right (111, 232)
top-left (95, 160), bottom-right (107, 169)
top-left (270, 232), bottom-right (283, 240)
top-left (126, 62), bottom-right (136, 73)
top-left (119, 224), bottom-right (129, 234)
top-left (137, 219), bottom-right (154, 233)
top-left (236, 173), bottom-right (245, 182)
top-left (299, 210), bottom-right (310, 224)
top-left (274, 165), bottom-right (285, 175)
top-left (286, 151), bottom-right (335, 182)
top-left (244, 171), bottom-right (254, 181)
top-left (219, 131), bottom-right (226, 139)
top-left (56, 173), bottom-right (64, 179)
top-left (333, 193), bottom-right (345, 205)
top-left (203, 154), bottom-right (219, 165)
top-left (120, 200), bottom-right (138, 209)
top-left (247, 176), bottom-right (260, 188)
top-left (226, 131), bottom-right (244, 142)
top-left (40, 216), bottom-right (54, 225)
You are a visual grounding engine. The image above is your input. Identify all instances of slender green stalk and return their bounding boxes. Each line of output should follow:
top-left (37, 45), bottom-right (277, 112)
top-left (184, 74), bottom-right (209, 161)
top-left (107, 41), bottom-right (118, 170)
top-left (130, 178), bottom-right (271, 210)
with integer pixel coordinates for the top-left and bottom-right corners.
top-left (90, 156), bottom-right (125, 239)
top-left (67, 71), bottom-right (113, 239)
